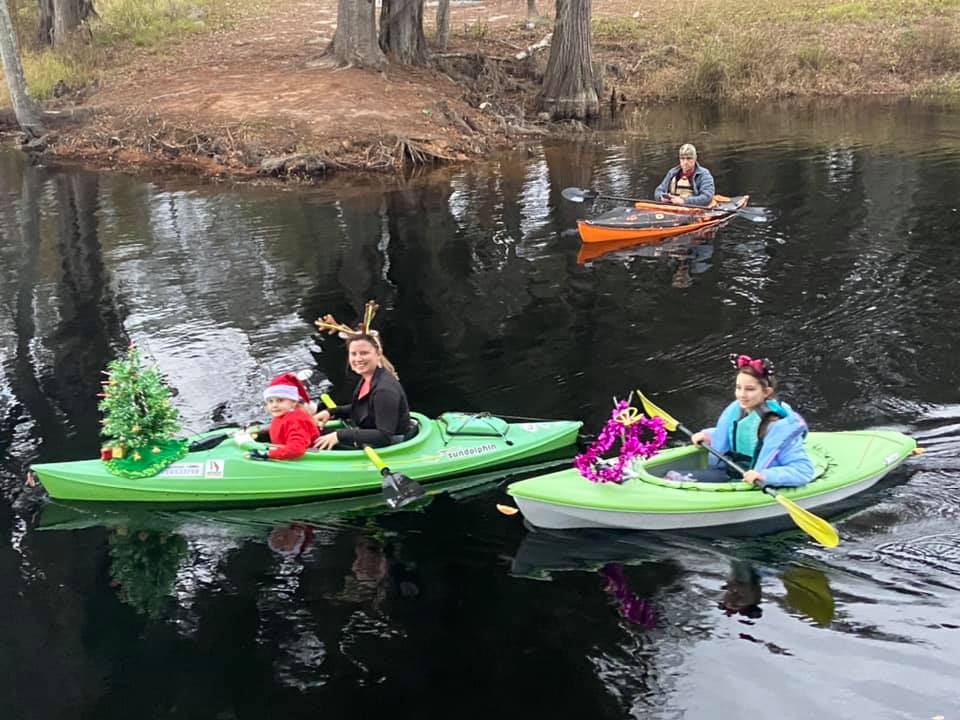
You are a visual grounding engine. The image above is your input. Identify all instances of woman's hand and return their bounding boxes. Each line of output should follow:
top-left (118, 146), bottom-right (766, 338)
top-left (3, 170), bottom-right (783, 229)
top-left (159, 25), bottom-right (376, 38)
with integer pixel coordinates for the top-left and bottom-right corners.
top-left (312, 431), bottom-right (339, 451)
top-left (691, 431), bottom-right (710, 446)
top-left (742, 470), bottom-right (764, 486)
top-left (314, 409), bottom-right (331, 428)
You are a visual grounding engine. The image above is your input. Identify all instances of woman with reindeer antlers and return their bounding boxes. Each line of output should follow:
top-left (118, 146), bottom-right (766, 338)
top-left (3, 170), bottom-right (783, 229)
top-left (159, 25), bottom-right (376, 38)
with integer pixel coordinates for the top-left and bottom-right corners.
top-left (312, 301), bottom-right (413, 451)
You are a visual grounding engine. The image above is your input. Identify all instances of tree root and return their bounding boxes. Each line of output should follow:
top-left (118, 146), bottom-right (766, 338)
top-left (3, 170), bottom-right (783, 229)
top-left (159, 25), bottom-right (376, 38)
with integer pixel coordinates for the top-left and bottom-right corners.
top-left (360, 135), bottom-right (458, 171)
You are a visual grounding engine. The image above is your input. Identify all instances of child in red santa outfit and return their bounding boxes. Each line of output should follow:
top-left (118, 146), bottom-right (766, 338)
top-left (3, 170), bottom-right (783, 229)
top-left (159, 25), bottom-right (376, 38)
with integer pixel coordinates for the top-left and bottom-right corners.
top-left (247, 373), bottom-right (320, 461)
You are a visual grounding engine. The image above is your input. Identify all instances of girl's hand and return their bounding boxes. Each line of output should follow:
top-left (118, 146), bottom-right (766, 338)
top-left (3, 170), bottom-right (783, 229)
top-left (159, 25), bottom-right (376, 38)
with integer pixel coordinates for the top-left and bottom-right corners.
top-left (312, 431), bottom-right (339, 451)
top-left (742, 470), bottom-right (764, 486)
top-left (691, 431), bottom-right (710, 446)
top-left (314, 409), bottom-right (332, 428)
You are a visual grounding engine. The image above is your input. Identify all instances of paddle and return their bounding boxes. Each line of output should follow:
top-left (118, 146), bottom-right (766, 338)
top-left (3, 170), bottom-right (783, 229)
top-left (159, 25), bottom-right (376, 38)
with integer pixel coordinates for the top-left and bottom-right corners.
top-left (319, 394), bottom-right (425, 509)
top-left (636, 391), bottom-right (840, 548)
top-left (560, 186), bottom-right (774, 223)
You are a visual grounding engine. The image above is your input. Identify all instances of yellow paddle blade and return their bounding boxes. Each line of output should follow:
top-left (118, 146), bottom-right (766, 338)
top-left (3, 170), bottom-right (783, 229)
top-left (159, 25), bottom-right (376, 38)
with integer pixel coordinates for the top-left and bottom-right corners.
top-left (637, 390), bottom-right (679, 431)
top-left (320, 393), bottom-right (336, 409)
top-left (774, 494), bottom-right (840, 548)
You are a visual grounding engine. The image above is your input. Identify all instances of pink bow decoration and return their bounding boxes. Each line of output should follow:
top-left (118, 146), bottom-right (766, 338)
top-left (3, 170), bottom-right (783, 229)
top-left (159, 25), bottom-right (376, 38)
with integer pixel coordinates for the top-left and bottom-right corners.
top-left (731, 353), bottom-right (772, 377)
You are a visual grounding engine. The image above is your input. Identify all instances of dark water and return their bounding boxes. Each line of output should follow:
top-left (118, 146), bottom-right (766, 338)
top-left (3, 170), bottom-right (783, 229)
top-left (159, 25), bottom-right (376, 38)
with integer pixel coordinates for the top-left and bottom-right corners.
top-left (2, 98), bottom-right (960, 719)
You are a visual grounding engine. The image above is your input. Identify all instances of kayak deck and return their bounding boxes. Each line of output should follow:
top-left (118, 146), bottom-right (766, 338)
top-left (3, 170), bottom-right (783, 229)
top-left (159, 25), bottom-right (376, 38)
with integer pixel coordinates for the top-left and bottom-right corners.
top-left (577, 196), bottom-right (748, 244)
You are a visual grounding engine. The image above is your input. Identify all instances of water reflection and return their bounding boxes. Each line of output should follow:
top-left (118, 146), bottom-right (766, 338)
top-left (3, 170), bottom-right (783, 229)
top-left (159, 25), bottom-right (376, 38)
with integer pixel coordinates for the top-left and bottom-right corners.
top-left (575, 226), bottom-right (718, 288)
top-left (108, 526), bottom-right (188, 618)
top-left (2, 98), bottom-right (960, 718)
top-left (720, 560), bottom-right (763, 619)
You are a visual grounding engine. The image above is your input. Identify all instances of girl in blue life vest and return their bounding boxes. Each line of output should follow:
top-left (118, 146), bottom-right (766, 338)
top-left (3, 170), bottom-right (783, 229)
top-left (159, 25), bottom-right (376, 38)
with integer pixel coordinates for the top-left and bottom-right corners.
top-left (686, 354), bottom-right (814, 488)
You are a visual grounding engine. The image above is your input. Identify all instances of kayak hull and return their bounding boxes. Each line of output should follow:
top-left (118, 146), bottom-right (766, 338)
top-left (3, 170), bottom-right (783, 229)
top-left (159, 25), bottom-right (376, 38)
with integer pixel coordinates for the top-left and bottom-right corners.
top-left (576, 195), bottom-right (747, 244)
top-left (508, 431), bottom-right (915, 531)
top-left (31, 412), bottom-right (582, 503)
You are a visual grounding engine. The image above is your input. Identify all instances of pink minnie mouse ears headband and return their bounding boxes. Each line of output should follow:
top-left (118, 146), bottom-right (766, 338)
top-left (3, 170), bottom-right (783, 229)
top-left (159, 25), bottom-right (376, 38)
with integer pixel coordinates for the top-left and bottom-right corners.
top-left (730, 353), bottom-right (774, 379)
top-left (315, 300), bottom-right (381, 340)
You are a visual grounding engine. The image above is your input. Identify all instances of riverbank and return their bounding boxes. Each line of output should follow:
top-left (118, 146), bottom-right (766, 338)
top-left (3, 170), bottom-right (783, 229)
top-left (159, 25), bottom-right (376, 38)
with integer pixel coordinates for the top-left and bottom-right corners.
top-left (4, 0), bottom-right (960, 181)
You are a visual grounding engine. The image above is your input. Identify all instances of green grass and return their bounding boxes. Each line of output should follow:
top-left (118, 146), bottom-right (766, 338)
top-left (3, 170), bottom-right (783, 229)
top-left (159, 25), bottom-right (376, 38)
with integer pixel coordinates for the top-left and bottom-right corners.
top-left (2, 0), bottom-right (263, 107)
top-left (92, 0), bottom-right (230, 47)
top-left (593, 0), bottom-right (960, 101)
top-left (898, 24), bottom-right (960, 72)
top-left (19, 49), bottom-right (97, 100)
top-left (592, 17), bottom-right (645, 43)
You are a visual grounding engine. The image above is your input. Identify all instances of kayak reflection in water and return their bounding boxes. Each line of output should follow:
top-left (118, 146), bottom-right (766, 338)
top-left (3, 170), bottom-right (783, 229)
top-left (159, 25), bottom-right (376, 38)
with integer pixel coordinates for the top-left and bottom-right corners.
top-left (720, 560), bottom-right (763, 619)
top-left (599, 563), bottom-right (656, 628)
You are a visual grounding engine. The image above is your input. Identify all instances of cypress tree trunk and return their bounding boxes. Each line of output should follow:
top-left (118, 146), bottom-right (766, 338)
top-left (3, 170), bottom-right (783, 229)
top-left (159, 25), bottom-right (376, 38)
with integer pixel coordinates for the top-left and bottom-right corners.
top-left (326, 0), bottom-right (385, 68)
top-left (379, 0), bottom-right (428, 65)
top-left (39, 0), bottom-right (96, 46)
top-left (538, 0), bottom-right (598, 120)
top-left (435, 0), bottom-right (450, 50)
top-left (0, 0), bottom-right (45, 137)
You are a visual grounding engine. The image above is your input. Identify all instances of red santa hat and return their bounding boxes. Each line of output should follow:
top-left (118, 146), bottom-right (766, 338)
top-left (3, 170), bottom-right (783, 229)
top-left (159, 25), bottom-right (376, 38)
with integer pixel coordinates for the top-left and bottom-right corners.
top-left (263, 373), bottom-right (311, 404)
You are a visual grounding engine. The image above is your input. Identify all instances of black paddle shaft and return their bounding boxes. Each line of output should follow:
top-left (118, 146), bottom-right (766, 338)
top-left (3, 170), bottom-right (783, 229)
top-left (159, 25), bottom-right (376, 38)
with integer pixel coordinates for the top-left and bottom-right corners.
top-left (675, 422), bottom-right (781, 491)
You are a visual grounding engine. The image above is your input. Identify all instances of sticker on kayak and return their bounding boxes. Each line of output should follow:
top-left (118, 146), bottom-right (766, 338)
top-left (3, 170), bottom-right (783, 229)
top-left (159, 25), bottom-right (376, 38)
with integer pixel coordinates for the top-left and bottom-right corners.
top-left (204, 460), bottom-right (225, 478)
top-left (521, 423), bottom-right (546, 432)
top-left (440, 443), bottom-right (498, 460)
top-left (158, 462), bottom-right (204, 478)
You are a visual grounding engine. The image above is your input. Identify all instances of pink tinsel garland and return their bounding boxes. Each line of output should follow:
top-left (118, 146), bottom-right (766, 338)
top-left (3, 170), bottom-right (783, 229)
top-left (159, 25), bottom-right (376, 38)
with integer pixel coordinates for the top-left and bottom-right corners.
top-left (574, 400), bottom-right (667, 484)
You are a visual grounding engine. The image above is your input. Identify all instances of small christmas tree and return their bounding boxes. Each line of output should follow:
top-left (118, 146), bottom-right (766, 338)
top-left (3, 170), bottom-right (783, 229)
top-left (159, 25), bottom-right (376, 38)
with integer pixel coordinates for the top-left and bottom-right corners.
top-left (99, 345), bottom-right (187, 477)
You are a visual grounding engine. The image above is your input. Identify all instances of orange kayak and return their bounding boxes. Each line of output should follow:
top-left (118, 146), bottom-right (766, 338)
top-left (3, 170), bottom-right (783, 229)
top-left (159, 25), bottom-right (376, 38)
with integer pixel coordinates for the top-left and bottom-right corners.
top-left (577, 195), bottom-right (749, 244)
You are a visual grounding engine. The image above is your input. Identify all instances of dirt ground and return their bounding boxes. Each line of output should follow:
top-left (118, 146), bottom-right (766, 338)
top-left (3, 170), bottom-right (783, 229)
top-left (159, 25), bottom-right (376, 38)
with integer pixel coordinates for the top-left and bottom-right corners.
top-left (36, 0), bottom-right (614, 180)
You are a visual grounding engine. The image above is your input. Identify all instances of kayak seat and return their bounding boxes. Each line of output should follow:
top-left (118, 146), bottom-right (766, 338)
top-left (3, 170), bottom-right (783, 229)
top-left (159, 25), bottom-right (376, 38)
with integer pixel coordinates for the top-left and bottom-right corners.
top-left (393, 419), bottom-right (420, 444)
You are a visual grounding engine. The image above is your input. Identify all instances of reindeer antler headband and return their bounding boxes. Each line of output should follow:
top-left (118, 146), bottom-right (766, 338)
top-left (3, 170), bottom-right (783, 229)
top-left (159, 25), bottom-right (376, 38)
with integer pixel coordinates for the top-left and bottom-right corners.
top-left (315, 300), bottom-right (380, 340)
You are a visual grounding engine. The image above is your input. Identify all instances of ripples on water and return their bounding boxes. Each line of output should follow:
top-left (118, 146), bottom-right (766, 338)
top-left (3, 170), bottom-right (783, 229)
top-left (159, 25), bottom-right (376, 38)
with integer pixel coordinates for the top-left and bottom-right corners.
top-left (2, 99), bottom-right (960, 718)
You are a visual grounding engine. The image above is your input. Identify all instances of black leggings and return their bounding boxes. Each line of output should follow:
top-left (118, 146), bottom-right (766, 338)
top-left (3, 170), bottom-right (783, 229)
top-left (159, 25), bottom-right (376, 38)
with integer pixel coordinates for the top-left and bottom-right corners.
top-left (688, 468), bottom-right (737, 483)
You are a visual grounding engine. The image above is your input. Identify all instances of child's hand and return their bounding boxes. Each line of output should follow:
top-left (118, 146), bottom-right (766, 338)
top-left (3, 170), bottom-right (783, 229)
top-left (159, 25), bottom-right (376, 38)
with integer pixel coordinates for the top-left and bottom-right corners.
top-left (314, 409), bottom-right (332, 428)
top-left (691, 431), bottom-right (710, 446)
top-left (742, 470), bottom-right (764, 486)
top-left (246, 449), bottom-right (270, 461)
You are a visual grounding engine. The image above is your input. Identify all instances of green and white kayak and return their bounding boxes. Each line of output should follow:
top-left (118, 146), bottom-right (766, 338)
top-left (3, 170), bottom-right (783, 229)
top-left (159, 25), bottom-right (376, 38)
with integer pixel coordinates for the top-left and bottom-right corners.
top-left (507, 430), bottom-right (917, 531)
top-left (31, 412), bottom-right (582, 503)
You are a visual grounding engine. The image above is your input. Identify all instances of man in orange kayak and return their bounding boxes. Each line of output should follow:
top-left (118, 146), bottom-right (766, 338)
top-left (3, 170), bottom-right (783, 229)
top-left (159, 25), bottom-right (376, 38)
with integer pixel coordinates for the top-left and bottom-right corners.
top-left (654, 143), bottom-right (716, 207)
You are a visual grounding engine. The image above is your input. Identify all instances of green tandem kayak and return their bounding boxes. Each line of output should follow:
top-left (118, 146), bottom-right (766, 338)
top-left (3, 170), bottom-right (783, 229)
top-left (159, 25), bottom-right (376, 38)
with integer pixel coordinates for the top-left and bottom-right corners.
top-left (507, 430), bottom-right (917, 531)
top-left (31, 412), bottom-right (582, 503)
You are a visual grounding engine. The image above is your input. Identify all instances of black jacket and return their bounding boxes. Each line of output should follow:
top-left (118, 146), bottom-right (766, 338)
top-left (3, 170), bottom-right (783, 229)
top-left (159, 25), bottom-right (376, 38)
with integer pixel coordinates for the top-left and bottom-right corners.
top-left (331, 367), bottom-right (411, 448)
